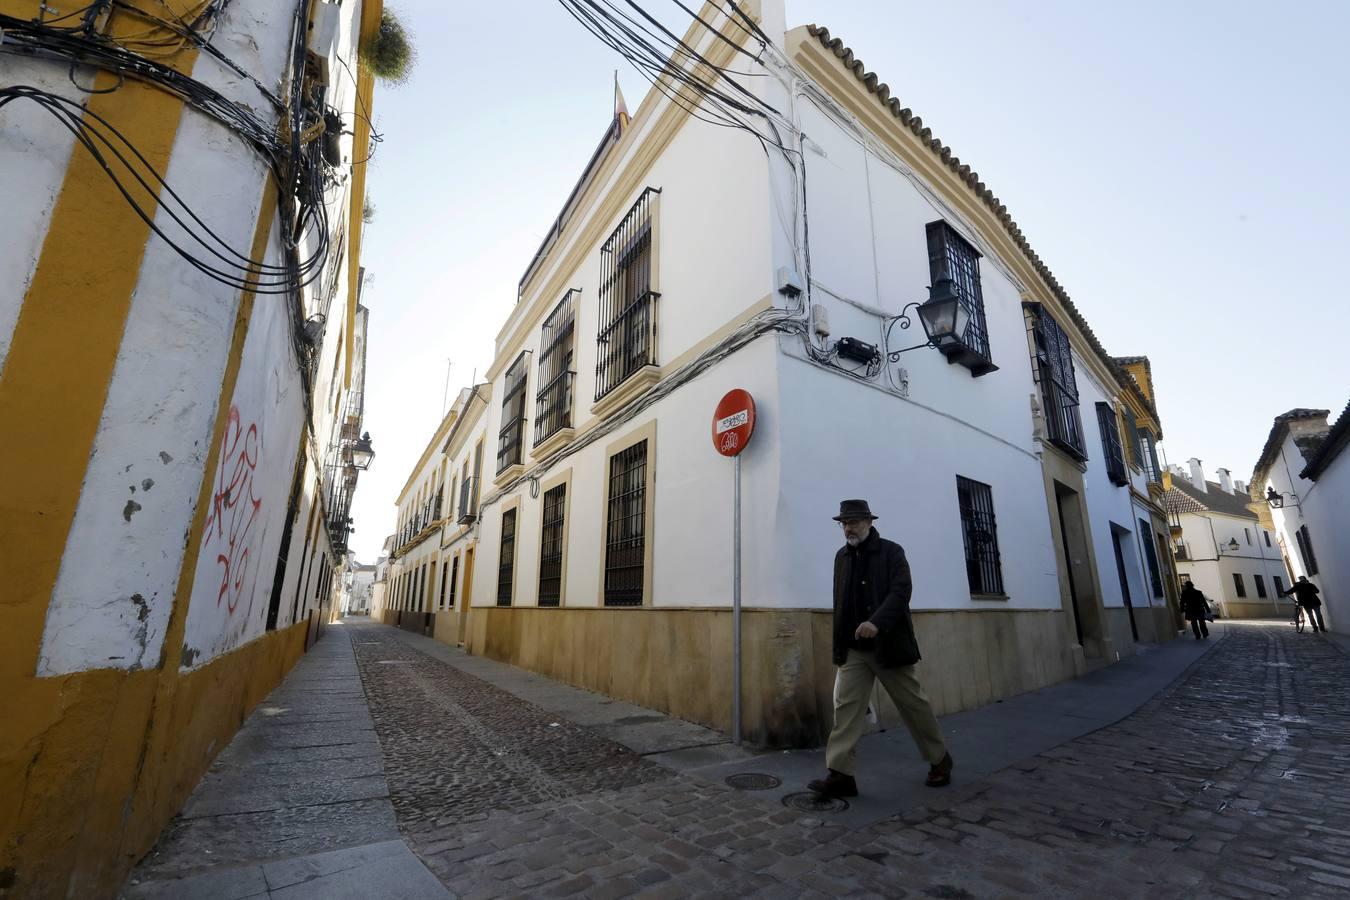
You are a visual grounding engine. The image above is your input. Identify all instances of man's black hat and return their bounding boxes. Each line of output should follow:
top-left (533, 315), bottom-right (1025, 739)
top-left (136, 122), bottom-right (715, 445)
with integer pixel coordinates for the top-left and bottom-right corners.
top-left (833, 499), bottom-right (878, 522)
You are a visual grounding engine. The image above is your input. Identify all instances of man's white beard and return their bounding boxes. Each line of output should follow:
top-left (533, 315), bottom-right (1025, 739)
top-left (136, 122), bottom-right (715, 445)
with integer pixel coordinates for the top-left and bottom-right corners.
top-left (845, 534), bottom-right (862, 547)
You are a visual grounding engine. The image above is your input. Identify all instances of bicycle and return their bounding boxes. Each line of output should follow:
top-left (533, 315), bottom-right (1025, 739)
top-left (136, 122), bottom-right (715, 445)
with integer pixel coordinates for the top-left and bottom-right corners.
top-left (1294, 605), bottom-right (1305, 633)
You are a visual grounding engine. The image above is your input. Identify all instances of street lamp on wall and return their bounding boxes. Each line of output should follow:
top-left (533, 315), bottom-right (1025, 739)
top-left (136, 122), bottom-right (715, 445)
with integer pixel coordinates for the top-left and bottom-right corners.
top-left (1226, 538), bottom-right (1240, 551)
top-left (351, 432), bottom-right (375, 471)
top-left (886, 277), bottom-right (971, 362)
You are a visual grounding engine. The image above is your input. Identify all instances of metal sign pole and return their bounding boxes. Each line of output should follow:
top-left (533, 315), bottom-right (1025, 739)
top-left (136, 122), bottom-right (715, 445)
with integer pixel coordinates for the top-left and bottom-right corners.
top-left (733, 452), bottom-right (742, 745)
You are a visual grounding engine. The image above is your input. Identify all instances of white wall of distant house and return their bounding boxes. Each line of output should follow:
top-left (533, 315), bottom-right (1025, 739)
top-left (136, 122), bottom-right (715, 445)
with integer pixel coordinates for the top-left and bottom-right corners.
top-left (1263, 432), bottom-right (1348, 629)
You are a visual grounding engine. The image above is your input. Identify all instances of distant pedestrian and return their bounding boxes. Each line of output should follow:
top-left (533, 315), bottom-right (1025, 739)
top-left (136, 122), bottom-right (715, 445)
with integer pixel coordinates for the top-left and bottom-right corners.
top-left (1181, 582), bottom-right (1211, 640)
top-left (808, 500), bottom-right (953, 799)
top-left (1282, 576), bottom-right (1327, 633)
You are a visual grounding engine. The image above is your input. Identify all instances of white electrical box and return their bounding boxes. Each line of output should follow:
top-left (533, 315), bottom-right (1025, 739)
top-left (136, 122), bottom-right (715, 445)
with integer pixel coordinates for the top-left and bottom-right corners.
top-left (810, 304), bottom-right (830, 338)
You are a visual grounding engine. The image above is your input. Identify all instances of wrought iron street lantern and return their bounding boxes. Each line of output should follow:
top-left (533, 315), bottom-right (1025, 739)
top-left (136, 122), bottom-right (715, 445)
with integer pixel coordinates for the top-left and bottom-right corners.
top-left (886, 277), bottom-right (971, 361)
top-left (352, 432), bottom-right (375, 470)
top-left (1227, 538), bottom-right (1240, 551)
top-left (1266, 486), bottom-right (1284, 509)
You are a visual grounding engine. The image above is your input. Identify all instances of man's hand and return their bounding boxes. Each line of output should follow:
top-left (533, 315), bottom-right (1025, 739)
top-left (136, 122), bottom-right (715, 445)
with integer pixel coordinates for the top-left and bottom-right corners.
top-left (854, 621), bottom-right (878, 640)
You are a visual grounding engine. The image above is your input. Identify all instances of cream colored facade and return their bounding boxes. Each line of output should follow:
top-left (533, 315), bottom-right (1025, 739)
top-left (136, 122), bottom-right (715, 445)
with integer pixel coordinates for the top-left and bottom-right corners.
top-left (384, 0), bottom-right (1177, 746)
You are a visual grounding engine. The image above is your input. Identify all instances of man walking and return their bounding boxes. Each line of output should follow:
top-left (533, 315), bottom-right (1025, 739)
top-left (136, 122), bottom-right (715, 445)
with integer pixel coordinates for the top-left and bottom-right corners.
top-left (1283, 576), bottom-right (1327, 633)
top-left (1180, 581), bottom-right (1211, 640)
top-left (808, 500), bottom-right (953, 799)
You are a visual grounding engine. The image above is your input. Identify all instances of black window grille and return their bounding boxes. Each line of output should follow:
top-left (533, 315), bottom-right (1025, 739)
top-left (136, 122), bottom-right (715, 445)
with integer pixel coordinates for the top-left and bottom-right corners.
top-left (1122, 406), bottom-right (1143, 468)
top-left (1096, 403), bottom-right (1128, 487)
top-left (1264, 531), bottom-right (1271, 548)
top-left (1254, 575), bottom-right (1267, 598)
top-left (957, 476), bottom-right (1004, 595)
top-left (1295, 525), bottom-right (1319, 575)
top-left (538, 484), bottom-right (567, 606)
top-left (926, 221), bottom-right (994, 373)
top-left (597, 188), bottom-right (660, 401)
top-left (1139, 429), bottom-right (1162, 484)
top-left (1139, 518), bottom-right (1164, 598)
top-left (448, 555), bottom-right (459, 609)
top-left (439, 560), bottom-right (449, 610)
top-left (1027, 304), bottom-right (1087, 459)
top-left (536, 291), bottom-right (577, 446)
top-left (1233, 573), bottom-right (1246, 598)
top-left (1274, 575), bottom-right (1285, 595)
top-left (497, 508), bottom-right (516, 606)
top-left (604, 440), bottom-right (648, 606)
top-left (497, 352), bottom-right (529, 473)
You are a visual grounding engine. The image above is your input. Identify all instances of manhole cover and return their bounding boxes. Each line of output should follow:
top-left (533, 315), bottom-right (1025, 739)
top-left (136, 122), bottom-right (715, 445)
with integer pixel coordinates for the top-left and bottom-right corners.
top-left (781, 791), bottom-right (849, 813)
top-left (725, 773), bottom-right (782, 791)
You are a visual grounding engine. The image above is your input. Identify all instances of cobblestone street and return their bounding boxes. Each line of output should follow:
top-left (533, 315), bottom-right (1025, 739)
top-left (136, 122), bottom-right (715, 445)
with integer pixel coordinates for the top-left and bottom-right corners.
top-left (344, 622), bottom-right (1350, 899)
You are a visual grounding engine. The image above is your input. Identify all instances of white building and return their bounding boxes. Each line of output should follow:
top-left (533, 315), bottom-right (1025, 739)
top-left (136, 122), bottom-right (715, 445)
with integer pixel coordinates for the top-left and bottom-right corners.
top-left (387, 0), bottom-right (1179, 745)
top-left (1250, 405), bottom-right (1349, 631)
top-left (1165, 459), bottom-right (1288, 618)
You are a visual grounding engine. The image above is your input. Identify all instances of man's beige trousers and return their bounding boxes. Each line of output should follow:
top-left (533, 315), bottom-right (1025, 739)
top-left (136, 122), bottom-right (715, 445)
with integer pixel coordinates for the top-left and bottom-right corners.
top-left (825, 649), bottom-right (947, 775)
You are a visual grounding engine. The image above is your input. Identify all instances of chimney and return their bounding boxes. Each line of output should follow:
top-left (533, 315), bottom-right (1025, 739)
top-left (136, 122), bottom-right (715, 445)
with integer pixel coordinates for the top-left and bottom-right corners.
top-left (1216, 468), bottom-right (1233, 493)
top-left (1234, 479), bottom-right (1247, 495)
top-left (1187, 458), bottom-right (1207, 492)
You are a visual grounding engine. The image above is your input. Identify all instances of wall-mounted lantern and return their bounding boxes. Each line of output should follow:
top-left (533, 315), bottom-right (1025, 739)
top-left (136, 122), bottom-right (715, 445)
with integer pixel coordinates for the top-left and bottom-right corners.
top-left (886, 277), bottom-right (971, 362)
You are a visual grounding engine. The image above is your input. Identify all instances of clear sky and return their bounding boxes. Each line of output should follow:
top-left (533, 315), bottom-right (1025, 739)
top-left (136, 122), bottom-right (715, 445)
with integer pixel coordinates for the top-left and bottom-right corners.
top-left (348, 0), bottom-right (1350, 562)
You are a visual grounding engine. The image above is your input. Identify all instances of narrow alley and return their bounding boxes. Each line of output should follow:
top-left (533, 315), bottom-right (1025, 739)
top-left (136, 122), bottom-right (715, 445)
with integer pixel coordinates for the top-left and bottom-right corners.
top-left (124, 622), bottom-right (1350, 899)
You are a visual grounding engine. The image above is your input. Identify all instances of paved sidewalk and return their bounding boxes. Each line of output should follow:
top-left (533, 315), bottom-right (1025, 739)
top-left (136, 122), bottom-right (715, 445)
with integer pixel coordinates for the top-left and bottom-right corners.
top-left (122, 623), bottom-right (449, 899)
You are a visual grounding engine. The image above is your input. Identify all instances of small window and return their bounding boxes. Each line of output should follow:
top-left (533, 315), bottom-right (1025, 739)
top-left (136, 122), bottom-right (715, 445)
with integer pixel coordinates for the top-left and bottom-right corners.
top-left (605, 441), bottom-right (648, 606)
top-left (925, 221), bottom-right (995, 374)
top-left (538, 484), bottom-right (567, 607)
top-left (497, 509), bottom-right (517, 606)
top-left (957, 476), bottom-right (1004, 595)
top-left (1274, 575), bottom-right (1285, 595)
top-left (1096, 403), bottom-right (1127, 486)
top-left (1121, 406), bottom-right (1143, 468)
top-left (1254, 575), bottom-right (1267, 599)
top-left (1140, 518), bottom-right (1164, 598)
top-left (1233, 573), bottom-right (1246, 598)
top-left (1138, 429), bottom-right (1162, 484)
top-left (1264, 531), bottom-right (1271, 548)
top-left (1295, 525), bottom-right (1320, 576)
top-left (1244, 528), bottom-right (1252, 545)
top-left (439, 560), bottom-right (449, 610)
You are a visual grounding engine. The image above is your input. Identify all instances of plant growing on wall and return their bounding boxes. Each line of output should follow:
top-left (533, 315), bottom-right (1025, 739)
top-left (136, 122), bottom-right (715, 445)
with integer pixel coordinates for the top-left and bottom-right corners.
top-left (363, 197), bottom-right (376, 224)
top-left (359, 9), bottom-right (416, 84)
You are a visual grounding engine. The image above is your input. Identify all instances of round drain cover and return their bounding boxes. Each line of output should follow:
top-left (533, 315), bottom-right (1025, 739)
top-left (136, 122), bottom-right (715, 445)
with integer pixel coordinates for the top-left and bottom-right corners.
top-left (781, 791), bottom-right (849, 813)
top-left (725, 773), bottom-right (782, 791)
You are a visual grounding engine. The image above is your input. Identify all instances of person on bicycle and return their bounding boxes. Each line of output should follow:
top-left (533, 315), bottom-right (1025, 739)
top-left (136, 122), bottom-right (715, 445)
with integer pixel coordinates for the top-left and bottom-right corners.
top-left (1283, 576), bottom-right (1327, 633)
top-left (1181, 582), bottom-right (1211, 640)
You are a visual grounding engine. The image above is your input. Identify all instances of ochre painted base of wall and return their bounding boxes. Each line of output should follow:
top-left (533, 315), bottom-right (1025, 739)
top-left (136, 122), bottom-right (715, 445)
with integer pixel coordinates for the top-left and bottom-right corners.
top-left (1102, 605), bottom-right (1180, 653)
top-left (465, 606), bottom-right (1088, 747)
top-left (1, 621), bottom-right (309, 900)
top-left (1220, 599), bottom-right (1296, 620)
top-left (433, 610), bottom-right (463, 647)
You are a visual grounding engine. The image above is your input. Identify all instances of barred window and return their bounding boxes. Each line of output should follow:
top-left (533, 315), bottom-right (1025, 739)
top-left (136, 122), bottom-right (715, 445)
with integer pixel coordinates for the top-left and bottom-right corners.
top-left (497, 508), bottom-right (517, 606)
top-left (497, 352), bottom-right (529, 474)
top-left (926, 221), bottom-right (995, 374)
top-left (536, 292), bottom-right (577, 446)
top-left (538, 484), bottom-right (567, 606)
top-left (597, 188), bottom-right (660, 401)
top-left (1028, 304), bottom-right (1087, 459)
top-left (605, 441), bottom-right (648, 606)
top-left (1139, 518), bottom-right (1164, 598)
top-left (1295, 525), bottom-right (1319, 576)
top-left (957, 476), bottom-right (1004, 596)
top-left (1122, 406), bottom-right (1143, 468)
top-left (448, 555), bottom-right (459, 609)
top-left (1096, 403), bottom-right (1128, 487)
top-left (1254, 575), bottom-right (1268, 599)
top-left (1233, 573), bottom-right (1246, 598)
top-left (439, 560), bottom-right (449, 610)
top-left (1274, 575), bottom-right (1285, 595)
top-left (1138, 429), bottom-right (1162, 484)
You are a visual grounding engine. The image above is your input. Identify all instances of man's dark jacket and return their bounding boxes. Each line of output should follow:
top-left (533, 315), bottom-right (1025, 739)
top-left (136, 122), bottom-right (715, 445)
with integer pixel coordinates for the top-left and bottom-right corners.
top-left (832, 528), bottom-right (921, 668)
top-left (1286, 581), bottom-right (1322, 608)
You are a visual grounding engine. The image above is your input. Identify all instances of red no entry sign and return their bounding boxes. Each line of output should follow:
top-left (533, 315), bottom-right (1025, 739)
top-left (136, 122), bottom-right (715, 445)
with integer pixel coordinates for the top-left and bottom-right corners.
top-left (712, 389), bottom-right (756, 457)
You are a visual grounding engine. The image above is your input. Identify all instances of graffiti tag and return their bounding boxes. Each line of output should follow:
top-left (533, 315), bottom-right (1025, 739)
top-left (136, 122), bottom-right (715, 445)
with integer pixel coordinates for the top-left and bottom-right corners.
top-left (203, 405), bottom-right (263, 615)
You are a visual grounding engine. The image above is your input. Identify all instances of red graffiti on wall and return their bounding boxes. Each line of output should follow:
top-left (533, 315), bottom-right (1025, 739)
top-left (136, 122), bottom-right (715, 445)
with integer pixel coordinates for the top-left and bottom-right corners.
top-left (203, 405), bottom-right (263, 614)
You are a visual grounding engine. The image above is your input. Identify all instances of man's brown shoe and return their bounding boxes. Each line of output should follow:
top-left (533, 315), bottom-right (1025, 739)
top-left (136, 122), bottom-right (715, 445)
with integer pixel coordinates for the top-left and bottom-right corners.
top-left (807, 769), bottom-right (858, 798)
top-left (926, 752), bottom-right (954, 787)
